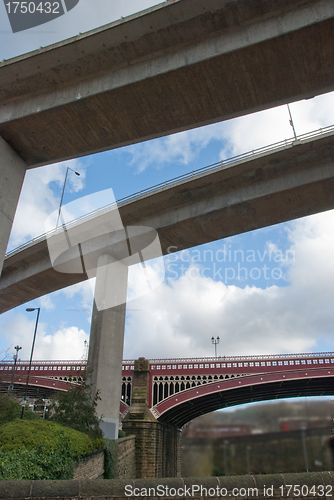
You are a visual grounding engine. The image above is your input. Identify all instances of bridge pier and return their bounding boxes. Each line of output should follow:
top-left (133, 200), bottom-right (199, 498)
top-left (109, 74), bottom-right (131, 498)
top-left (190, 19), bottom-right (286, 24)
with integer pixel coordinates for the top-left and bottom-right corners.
top-left (0, 136), bottom-right (27, 274)
top-left (87, 253), bottom-right (128, 440)
top-left (122, 358), bottom-right (182, 478)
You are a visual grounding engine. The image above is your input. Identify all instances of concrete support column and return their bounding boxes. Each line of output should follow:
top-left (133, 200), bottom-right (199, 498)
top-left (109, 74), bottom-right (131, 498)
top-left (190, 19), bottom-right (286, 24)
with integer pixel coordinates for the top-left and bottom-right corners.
top-left (0, 136), bottom-right (27, 274)
top-left (87, 253), bottom-right (128, 440)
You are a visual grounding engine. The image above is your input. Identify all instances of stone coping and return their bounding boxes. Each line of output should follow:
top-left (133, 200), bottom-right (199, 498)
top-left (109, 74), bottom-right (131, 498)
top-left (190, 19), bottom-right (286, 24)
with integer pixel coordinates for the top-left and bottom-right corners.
top-left (0, 471), bottom-right (333, 499)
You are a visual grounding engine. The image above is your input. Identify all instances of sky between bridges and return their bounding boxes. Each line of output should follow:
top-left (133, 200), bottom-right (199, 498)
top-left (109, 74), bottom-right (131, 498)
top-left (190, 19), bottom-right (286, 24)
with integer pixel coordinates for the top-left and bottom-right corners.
top-left (0, 1), bottom-right (334, 363)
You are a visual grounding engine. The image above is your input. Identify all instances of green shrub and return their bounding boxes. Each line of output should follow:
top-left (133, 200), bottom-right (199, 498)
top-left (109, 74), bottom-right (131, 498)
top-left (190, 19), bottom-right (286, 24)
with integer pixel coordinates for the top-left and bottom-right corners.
top-left (104, 438), bottom-right (118, 479)
top-left (0, 420), bottom-right (94, 458)
top-left (0, 394), bottom-right (39, 425)
top-left (0, 420), bottom-right (100, 480)
top-left (0, 439), bottom-right (74, 480)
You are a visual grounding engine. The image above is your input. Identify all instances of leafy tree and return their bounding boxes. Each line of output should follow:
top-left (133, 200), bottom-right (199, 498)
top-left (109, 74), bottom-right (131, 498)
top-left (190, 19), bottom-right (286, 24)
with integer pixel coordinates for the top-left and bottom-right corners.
top-left (50, 377), bottom-right (103, 446)
top-left (0, 394), bottom-right (39, 425)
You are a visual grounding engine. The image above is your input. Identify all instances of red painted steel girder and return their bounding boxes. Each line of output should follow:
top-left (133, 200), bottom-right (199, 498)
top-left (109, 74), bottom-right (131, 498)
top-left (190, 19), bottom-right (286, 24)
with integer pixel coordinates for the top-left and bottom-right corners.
top-left (152, 367), bottom-right (334, 427)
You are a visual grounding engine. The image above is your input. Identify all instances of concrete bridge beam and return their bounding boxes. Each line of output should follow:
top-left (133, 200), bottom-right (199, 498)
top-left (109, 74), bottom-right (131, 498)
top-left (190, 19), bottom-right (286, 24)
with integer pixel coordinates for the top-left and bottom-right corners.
top-left (0, 0), bottom-right (334, 167)
top-left (1, 131), bottom-right (333, 313)
top-left (0, 136), bottom-right (26, 275)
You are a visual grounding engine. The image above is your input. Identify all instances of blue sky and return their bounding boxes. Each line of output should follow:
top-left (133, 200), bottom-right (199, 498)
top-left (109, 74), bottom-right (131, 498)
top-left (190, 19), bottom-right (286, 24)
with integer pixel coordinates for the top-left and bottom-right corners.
top-left (1, 1), bottom-right (334, 364)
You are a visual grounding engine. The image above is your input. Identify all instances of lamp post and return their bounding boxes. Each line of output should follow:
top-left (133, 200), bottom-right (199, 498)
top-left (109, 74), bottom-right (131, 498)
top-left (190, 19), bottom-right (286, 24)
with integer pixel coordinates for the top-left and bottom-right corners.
top-left (21, 308), bottom-right (40, 419)
top-left (211, 336), bottom-right (220, 358)
top-left (223, 440), bottom-right (228, 476)
top-left (8, 345), bottom-right (22, 394)
top-left (83, 339), bottom-right (89, 360)
top-left (300, 421), bottom-right (309, 472)
top-left (287, 104), bottom-right (297, 141)
top-left (56, 166), bottom-right (80, 230)
top-left (246, 445), bottom-right (251, 474)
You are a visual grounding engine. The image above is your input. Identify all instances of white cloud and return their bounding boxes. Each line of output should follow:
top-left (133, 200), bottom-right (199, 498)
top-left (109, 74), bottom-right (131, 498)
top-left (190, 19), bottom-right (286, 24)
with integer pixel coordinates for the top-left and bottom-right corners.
top-left (34, 326), bottom-right (88, 360)
top-left (0, 313), bottom-right (88, 361)
top-left (220, 91), bottom-right (334, 158)
top-left (2, 0), bottom-right (334, 368)
top-left (8, 158), bottom-right (86, 250)
top-left (121, 91), bottom-right (334, 175)
top-left (39, 295), bottom-right (55, 311)
top-left (61, 279), bottom-right (95, 321)
top-left (2, 209), bottom-right (334, 362)
top-left (123, 209), bottom-right (334, 360)
top-left (124, 121), bottom-right (227, 173)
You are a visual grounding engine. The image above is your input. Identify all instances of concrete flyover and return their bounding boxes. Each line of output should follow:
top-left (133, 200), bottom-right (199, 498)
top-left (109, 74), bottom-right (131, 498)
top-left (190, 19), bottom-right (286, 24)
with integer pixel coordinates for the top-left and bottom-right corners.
top-left (1, 0), bottom-right (334, 167)
top-left (1, 0), bottom-right (334, 276)
top-left (0, 128), bottom-right (334, 313)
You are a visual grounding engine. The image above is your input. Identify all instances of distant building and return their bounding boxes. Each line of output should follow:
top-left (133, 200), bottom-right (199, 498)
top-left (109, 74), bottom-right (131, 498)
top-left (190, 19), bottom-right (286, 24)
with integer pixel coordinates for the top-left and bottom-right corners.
top-left (279, 417), bottom-right (331, 432)
top-left (183, 423), bottom-right (253, 439)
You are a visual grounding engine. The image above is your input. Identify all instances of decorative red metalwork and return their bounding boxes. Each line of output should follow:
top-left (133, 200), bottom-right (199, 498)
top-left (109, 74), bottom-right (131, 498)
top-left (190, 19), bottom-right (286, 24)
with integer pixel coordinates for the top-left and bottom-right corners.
top-left (1, 353), bottom-right (334, 423)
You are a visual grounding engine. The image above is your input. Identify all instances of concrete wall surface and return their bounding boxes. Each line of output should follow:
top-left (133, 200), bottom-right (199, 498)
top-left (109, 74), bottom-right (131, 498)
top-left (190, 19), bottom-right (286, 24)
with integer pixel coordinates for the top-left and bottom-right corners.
top-left (0, 472), bottom-right (333, 499)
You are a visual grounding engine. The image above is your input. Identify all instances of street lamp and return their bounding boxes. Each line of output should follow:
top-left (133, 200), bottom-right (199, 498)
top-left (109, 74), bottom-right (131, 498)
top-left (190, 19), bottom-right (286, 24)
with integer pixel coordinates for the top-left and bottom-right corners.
top-left (300, 421), bottom-right (309, 472)
top-left (223, 440), bottom-right (228, 476)
top-left (246, 445), bottom-right (251, 474)
top-left (8, 345), bottom-right (22, 394)
top-left (56, 166), bottom-right (80, 230)
top-left (287, 104), bottom-right (297, 141)
top-left (21, 308), bottom-right (40, 419)
top-left (211, 336), bottom-right (220, 358)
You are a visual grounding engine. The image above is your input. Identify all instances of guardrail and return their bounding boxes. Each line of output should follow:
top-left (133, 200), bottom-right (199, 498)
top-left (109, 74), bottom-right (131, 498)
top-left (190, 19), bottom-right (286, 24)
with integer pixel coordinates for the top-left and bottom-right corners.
top-left (1, 351), bottom-right (334, 367)
top-left (146, 352), bottom-right (334, 363)
top-left (5, 124), bottom-right (334, 260)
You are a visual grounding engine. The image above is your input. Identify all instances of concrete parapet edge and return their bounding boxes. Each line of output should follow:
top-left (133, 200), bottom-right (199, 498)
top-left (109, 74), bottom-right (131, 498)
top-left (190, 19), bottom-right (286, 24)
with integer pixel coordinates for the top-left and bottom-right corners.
top-left (1, 471), bottom-right (333, 499)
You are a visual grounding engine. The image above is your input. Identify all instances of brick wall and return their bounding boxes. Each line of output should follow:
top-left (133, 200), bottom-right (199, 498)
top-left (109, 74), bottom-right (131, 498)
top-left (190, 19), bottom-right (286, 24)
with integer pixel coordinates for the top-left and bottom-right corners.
top-left (72, 450), bottom-right (104, 480)
top-left (115, 436), bottom-right (136, 479)
top-left (122, 420), bottom-right (181, 478)
top-left (72, 437), bottom-right (135, 480)
top-left (1, 471), bottom-right (333, 499)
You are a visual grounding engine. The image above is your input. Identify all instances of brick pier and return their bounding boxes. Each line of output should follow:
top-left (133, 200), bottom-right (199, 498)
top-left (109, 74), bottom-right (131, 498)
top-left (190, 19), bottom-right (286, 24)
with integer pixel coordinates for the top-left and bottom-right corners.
top-left (122, 358), bottom-right (181, 478)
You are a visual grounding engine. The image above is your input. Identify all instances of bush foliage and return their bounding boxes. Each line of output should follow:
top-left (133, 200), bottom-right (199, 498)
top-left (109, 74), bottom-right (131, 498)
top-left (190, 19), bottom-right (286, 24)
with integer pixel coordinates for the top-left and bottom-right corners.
top-left (0, 394), bottom-right (39, 425)
top-left (0, 439), bottom-right (74, 480)
top-left (50, 377), bottom-right (103, 447)
top-left (104, 438), bottom-right (118, 479)
top-left (0, 419), bottom-right (97, 480)
top-left (0, 376), bottom-right (105, 480)
top-left (0, 420), bottom-right (94, 457)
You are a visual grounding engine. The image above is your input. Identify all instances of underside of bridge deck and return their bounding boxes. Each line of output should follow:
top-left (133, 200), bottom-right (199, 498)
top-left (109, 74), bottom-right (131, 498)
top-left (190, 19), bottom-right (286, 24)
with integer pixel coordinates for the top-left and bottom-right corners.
top-left (0, 0), bottom-right (334, 167)
top-left (158, 376), bottom-right (334, 428)
top-left (1, 131), bottom-right (333, 313)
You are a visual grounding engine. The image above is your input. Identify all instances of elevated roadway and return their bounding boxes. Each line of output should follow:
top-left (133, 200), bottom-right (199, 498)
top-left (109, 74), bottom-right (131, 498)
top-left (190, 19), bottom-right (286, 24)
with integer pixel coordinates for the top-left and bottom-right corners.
top-left (1, 0), bottom-right (334, 166)
top-left (0, 127), bottom-right (334, 313)
top-left (1, 0), bottom-right (334, 275)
